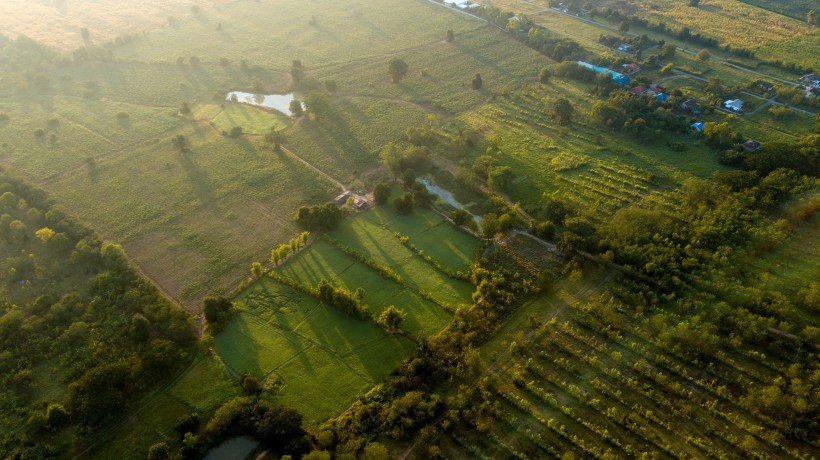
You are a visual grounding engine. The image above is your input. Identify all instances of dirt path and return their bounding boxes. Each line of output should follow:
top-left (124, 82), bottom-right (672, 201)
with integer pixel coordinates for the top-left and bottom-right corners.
top-left (278, 144), bottom-right (346, 193)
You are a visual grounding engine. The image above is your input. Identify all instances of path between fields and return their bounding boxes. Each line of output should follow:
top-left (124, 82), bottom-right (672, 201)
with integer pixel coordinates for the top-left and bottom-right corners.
top-left (397, 268), bottom-right (618, 459)
top-left (278, 144), bottom-right (346, 192)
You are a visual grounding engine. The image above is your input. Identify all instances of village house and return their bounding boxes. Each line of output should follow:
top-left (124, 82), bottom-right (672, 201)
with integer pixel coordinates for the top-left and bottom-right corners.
top-left (755, 80), bottom-right (775, 93)
top-left (724, 99), bottom-right (744, 112)
top-left (681, 99), bottom-right (700, 114)
top-left (691, 122), bottom-right (704, 133)
top-left (742, 140), bottom-right (761, 152)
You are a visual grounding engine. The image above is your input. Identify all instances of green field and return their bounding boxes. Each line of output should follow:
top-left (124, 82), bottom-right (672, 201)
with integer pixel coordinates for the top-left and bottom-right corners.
top-left (327, 209), bottom-right (476, 310)
top-left (221, 278), bottom-right (418, 423)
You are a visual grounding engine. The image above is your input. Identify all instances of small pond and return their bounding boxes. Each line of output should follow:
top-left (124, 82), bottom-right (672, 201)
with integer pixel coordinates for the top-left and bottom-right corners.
top-left (203, 436), bottom-right (259, 460)
top-left (419, 178), bottom-right (483, 224)
top-left (225, 91), bottom-right (302, 116)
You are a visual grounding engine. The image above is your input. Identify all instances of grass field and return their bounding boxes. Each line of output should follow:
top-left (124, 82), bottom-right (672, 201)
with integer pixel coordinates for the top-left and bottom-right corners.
top-left (221, 278), bottom-right (418, 423)
top-left (46, 123), bottom-right (338, 308)
top-left (0, 0), bottom-right (230, 51)
top-left (327, 208), bottom-right (476, 310)
top-left (115, 0), bottom-right (487, 70)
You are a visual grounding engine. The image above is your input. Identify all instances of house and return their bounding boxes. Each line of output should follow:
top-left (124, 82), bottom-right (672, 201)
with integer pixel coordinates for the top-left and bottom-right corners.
top-left (755, 80), bottom-right (775, 92)
top-left (655, 93), bottom-right (670, 102)
top-left (622, 63), bottom-right (641, 74)
top-left (617, 43), bottom-right (632, 53)
top-left (681, 99), bottom-right (700, 114)
top-left (649, 84), bottom-right (664, 94)
top-left (690, 122), bottom-right (704, 133)
top-left (802, 73), bottom-right (820, 88)
top-left (724, 99), bottom-right (744, 112)
top-left (577, 61), bottom-right (630, 85)
top-left (742, 140), bottom-right (761, 152)
top-left (334, 191), bottom-right (352, 205)
top-left (629, 85), bottom-right (647, 96)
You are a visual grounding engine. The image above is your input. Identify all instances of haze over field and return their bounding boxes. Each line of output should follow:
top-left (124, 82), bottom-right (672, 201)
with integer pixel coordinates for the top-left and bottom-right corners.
top-left (0, 0), bottom-right (817, 458)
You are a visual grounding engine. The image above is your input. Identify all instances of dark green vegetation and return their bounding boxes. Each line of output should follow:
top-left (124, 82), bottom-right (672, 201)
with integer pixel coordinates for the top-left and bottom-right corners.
top-left (0, 170), bottom-right (195, 457)
top-left (0, 0), bottom-right (817, 458)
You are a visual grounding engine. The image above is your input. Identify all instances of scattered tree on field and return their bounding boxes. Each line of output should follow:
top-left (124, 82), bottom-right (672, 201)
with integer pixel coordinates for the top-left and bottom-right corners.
top-left (171, 134), bottom-right (189, 152)
top-left (471, 73), bottom-right (483, 90)
top-left (696, 49), bottom-right (711, 63)
top-left (538, 67), bottom-right (551, 84)
top-left (689, 0), bottom-right (700, 6)
top-left (374, 183), bottom-right (391, 205)
top-left (662, 43), bottom-right (676, 58)
top-left (179, 102), bottom-right (191, 115)
top-left (240, 372), bottom-right (261, 394)
top-left (378, 305), bottom-right (406, 334)
top-left (304, 92), bottom-right (332, 120)
top-left (251, 262), bottom-right (263, 279)
top-left (388, 58), bottom-right (409, 83)
top-left (147, 442), bottom-right (170, 460)
top-left (394, 193), bottom-right (414, 214)
top-left (289, 99), bottom-right (304, 118)
top-left (446, 29), bottom-right (454, 42)
top-left (203, 296), bottom-right (235, 333)
top-left (227, 126), bottom-right (243, 138)
top-left (618, 20), bottom-right (630, 33)
top-left (552, 97), bottom-right (574, 125)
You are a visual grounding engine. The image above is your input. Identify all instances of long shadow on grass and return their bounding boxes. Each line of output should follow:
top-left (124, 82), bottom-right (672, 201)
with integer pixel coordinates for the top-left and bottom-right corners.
top-left (176, 151), bottom-right (218, 206)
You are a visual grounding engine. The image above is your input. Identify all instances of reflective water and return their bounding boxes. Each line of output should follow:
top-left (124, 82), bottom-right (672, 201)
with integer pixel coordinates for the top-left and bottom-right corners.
top-left (225, 91), bottom-right (302, 116)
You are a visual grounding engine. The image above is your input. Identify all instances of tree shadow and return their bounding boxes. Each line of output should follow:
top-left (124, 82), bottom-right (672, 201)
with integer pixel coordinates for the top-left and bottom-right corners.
top-left (176, 152), bottom-right (218, 207)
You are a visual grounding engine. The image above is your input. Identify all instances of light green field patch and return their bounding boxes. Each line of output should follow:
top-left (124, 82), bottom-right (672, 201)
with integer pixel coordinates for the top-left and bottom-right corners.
top-left (215, 313), bottom-right (313, 378)
top-left (329, 216), bottom-right (474, 308)
top-left (277, 240), bottom-right (453, 337)
top-left (294, 304), bottom-right (386, 353)
top-left (211, 103), bottom-right (288, 135)
top-left (340, 335), bottom-right (418, 381)
top-left (168, 354), bottom-right (242, 413)
top-left (273, 345), bottom-right (372, 425)
top-left (234, 277), bottom-right (321, 326)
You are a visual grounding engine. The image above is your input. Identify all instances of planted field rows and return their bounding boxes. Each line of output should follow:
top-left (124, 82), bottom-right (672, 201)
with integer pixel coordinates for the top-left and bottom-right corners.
top-left (440, 282), bottom-right (815, 459)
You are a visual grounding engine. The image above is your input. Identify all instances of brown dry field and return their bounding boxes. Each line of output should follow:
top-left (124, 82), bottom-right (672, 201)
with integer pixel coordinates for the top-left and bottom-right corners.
top-left (0, 0), bottom-right (230, 51)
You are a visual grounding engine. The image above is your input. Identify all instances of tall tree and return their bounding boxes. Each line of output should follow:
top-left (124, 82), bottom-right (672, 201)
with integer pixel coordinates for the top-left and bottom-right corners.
top-left (378, 305), bottom-right (406, 334)
top-left (553, 98), bottom-right (574, 125)
top-left (388, 58), bottom-right (409, 84)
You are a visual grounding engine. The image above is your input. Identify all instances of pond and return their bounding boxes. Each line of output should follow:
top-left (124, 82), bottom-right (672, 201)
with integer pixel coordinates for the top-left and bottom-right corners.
top-left (225, 91), bottom-right (302, 116)
top-left (203, 436), bottom-right (259, 460)
top-left (419, 178), bottom-right (483, 225)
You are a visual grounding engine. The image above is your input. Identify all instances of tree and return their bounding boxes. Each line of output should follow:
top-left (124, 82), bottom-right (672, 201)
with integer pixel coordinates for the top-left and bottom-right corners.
top-left (553, 98), bottom-right (574, 125)
top-left (696, 49), bottom-right (711, 63)
top-left (618, 20), bottom-right (630, 34)
top-left (203, 296), bottom-right (234, 333)
top-left (662, 43), bottom-right (677, 58)
top-left (147, 442), bottom-right (170, 460)
top-left (240, 372), bottom-right (261, 394)
top-left (538, 67), bottom-right (551, 84)
top-left (179, 102), bottom-right (191, 114)
top-left (689, 0), bottom-right (700, 6)
top-left (304, 92), bottom-right (332, 120)
top-left (227, 126), bottom-right (243, 138)
top-left (471, 73), bottom-right (483, 90)
top-left (171, 134), bottom-right (189, 153)
top-left (378, 305), bottom-right (406, 333)
top-left (809, 9), bottom-right (817, 25)
top-left (446, 29), bottom-right (454, 42)
top-left (251, 262), bottom-right (263, 279)
top-left (402, 168), bottom-right (417, 187)
top-left (289, 99), bottom-right (303, 117)
top-left (290, 63), bottom-right (305, 89)
top-left (46, 403), bottom-right (68, 429)
top-left (388, 58), bottom-right (409, 83)
top-left (394, 193), bottom-right (414, 214)
top-left (373, 183), bottom-right (391, 205)
top-left (35, 227), bottom-right (55, 243)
